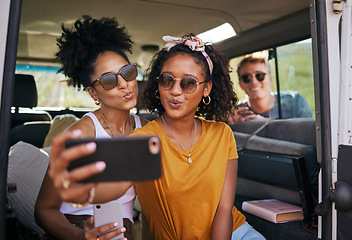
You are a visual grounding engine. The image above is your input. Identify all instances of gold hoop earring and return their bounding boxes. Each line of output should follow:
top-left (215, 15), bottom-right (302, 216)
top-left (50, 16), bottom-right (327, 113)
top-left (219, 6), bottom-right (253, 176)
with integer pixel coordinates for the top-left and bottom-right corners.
top-left (203, 96), bottom-right (211, 105)
top-left (95, 99), bottom-right (101, 105)
top-left (155, 90), bottom-right (160, 99)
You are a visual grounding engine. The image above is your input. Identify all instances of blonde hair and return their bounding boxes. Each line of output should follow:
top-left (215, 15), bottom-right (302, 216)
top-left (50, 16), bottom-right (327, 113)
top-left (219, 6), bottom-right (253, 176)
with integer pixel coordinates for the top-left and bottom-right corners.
top-left (237, 52), bottom-right (271, 79)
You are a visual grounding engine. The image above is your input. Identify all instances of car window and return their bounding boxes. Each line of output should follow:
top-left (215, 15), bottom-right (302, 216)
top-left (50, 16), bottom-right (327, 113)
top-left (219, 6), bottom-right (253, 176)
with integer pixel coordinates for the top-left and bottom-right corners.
top-left (276, 39), bottom-right (315, 117)
top-left (15, 64), bottom-right (96, 109)
top-left (15, 64), bottom-right (144, 112)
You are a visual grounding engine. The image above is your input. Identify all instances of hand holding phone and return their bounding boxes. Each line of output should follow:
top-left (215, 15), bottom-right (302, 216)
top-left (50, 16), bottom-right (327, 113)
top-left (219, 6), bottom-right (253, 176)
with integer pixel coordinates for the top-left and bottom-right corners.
top-left (94, 201), bottom-right (123, 240)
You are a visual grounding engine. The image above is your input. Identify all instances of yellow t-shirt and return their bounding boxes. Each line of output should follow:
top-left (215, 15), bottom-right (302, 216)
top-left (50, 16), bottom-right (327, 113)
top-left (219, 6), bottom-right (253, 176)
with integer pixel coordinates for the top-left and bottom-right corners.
top-left (132, 119), bottom-right (245, 240)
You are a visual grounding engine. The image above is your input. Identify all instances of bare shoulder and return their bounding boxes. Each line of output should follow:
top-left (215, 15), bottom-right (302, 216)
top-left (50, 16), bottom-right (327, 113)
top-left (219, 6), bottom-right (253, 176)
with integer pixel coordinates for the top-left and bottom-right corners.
top-left (66, 115), bottom-right (96, 138)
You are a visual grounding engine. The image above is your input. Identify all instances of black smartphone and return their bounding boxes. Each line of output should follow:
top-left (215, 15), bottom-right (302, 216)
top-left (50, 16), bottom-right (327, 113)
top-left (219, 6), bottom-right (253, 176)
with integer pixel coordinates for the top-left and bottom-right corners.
top-left (66, 135), bottom-right (162, 182)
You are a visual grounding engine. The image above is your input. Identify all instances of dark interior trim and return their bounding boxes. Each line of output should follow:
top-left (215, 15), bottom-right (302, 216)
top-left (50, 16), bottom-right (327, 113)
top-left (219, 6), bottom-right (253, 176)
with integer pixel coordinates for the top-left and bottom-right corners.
top-left (310, 0), bottom-right (333, 238)
top-left (217, 8), bottom-right (311, 58)
top-left (237, 149), bottom-right (316, 220)
top-left (0, 0), bottom-right (22, 239)
top-left (16, 56), bottom-right (58, 64)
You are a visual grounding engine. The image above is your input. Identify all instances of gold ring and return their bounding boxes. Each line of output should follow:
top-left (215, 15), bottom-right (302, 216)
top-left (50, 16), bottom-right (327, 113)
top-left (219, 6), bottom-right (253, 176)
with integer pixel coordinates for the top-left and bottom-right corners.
top-left (62, 179), bottom-right (71, 190)
top-left (88, 187), bottom-right (95, 204)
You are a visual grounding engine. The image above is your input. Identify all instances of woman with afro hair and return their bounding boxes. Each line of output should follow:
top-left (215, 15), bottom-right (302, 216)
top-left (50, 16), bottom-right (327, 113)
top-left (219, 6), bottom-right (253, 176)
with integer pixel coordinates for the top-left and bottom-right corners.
top-left (46, 34), bottom-right (266, 239)
top-left (35, 15), bottom-right (148, 240)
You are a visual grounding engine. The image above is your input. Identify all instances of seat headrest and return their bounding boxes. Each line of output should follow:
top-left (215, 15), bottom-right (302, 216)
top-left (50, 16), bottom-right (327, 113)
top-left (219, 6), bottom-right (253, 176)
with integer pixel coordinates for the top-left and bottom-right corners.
top-left (13, 74), bottom-right (38, 108)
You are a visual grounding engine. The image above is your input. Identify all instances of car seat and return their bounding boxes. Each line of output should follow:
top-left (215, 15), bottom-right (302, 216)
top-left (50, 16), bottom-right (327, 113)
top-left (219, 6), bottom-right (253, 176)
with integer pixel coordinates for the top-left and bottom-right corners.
top-left (11, 74), bottom-right (52, 128)
top-left (9, 74), bottom-right (52, 148)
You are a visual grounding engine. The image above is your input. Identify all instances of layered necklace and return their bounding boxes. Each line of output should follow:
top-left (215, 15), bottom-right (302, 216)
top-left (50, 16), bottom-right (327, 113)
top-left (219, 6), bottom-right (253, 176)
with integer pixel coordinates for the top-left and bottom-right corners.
top-left (161, 115), bottom-right (196, 164)
top-left (99, 108), bottom-right (132, 137)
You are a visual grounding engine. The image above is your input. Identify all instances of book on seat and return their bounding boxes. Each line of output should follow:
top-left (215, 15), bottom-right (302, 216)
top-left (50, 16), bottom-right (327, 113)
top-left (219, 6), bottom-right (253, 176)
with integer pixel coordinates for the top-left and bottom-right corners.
top-left (242, 199), bottom-right (304, 223)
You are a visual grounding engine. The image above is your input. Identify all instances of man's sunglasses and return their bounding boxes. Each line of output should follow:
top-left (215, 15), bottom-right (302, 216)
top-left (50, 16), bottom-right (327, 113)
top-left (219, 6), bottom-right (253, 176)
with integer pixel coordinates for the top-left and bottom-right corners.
top-left (157, 72), bottom-right (205, 94)
top-left (90, 63), bottom-right (137, 90)
top-left (240, 72), bottom-right (266, 84)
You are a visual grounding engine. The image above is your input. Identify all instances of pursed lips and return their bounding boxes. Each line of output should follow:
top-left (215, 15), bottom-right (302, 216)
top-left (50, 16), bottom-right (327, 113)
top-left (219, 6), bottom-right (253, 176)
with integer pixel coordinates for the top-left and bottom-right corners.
top-left (169, 99), bottom-right (183, 107)
top-left (123, 91), bottom-right (133, 99)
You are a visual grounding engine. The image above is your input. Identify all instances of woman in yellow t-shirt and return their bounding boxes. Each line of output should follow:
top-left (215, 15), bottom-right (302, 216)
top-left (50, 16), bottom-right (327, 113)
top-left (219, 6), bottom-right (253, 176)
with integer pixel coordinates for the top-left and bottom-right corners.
top-left (48, 35), bottom-right (265, 239)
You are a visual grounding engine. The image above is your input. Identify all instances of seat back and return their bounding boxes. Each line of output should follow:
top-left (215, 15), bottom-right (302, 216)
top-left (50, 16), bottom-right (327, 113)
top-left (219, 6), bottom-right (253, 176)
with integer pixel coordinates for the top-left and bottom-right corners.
top-left (230, 118), bottom-right (316, 148)
top-left (7, 142), bottom-right (50, 237)
top-left (10, 122), bottom-right (51, 148)
top-left (11, 74), bottom-right (52, 128)
top-left (231, 118), bottom-right (319, 219)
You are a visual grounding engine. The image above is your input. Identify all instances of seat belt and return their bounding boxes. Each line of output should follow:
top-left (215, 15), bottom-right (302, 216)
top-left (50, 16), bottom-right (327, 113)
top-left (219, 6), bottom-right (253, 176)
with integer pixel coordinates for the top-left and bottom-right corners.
top-left (237, 118), bottom-right (274, 151)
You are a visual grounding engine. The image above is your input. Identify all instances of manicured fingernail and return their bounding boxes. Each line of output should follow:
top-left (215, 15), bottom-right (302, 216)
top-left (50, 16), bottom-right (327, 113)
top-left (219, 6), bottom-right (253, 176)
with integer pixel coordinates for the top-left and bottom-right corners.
top-left (72, 129), bottom-right (82, 137)
top-left (95, 161), bottom-right (106, 171)
top-left (113, 222), bottom-right (118, 227)
top-left (120, 227), bottom-right (126, 232)
top-left (86, 142), bottom-right (96, 151)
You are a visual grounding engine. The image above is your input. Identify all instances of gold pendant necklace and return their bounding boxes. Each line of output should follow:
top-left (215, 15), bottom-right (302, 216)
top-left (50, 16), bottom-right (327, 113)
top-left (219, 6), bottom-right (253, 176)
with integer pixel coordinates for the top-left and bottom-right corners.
top-left (99, 108), bottom-right (132, 137)
top-left (161, 115), bottom-right (196, 164)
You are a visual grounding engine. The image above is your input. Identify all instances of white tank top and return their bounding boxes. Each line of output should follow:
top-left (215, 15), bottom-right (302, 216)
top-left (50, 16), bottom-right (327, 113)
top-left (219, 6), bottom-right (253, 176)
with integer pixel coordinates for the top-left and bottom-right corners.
top-left (60, 112), bottom-right (142, 222)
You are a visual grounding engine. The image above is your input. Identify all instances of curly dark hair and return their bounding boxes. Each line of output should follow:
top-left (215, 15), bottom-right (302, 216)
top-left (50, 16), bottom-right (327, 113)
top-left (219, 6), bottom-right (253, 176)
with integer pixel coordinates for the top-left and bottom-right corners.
top-left (56, 15), bottom-right (133, 90)
top-left (141, 37), bottom-right (238, 121)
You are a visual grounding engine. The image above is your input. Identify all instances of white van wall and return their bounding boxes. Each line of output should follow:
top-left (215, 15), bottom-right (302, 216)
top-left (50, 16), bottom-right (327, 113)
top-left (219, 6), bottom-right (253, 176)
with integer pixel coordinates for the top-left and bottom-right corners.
top-left (0, 0), bottom-right (11, 101)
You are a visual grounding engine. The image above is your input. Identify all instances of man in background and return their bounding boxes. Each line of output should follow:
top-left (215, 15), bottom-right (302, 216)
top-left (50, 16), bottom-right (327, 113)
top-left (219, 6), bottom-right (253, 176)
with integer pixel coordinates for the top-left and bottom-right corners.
top-left (228, 55), bottom-right (312, 124)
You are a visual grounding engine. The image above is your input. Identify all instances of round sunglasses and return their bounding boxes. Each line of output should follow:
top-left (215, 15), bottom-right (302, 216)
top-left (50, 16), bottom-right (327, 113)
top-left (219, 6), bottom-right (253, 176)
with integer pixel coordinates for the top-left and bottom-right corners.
top-left (157, 72), bottom-right (205, 94)
top-left (240, 72), bottom-right (266, 84)
top-left (90, 63), bottom-right (137, 90)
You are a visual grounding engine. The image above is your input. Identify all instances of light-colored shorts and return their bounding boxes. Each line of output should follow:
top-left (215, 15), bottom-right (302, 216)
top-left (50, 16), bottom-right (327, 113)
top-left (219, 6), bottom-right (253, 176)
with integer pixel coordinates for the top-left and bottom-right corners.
top-left (232, 221), bottom-right (266, 240)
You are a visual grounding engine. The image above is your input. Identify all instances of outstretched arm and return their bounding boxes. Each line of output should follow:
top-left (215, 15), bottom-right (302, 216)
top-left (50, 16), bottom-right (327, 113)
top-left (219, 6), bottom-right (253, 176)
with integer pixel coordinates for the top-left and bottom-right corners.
top-left (35, 171), bottom-right (84, 239)
top-left (48, 129), bottom-right (133, 204)
top-left (211, 159), bottom-right (237, 240)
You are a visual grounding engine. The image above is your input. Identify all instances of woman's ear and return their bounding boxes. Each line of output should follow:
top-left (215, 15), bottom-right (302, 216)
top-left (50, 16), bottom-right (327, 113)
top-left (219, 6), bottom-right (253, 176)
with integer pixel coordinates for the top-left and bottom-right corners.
top-left (87, 87), bottom-right (98, 101)
top-left (204, 81), bottom-right (212, 97)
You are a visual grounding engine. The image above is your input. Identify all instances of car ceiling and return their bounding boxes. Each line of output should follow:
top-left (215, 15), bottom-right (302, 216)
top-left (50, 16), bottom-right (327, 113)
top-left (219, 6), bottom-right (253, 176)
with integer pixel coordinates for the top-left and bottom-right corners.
top-left (17, 0), bottom-right (308, 73)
